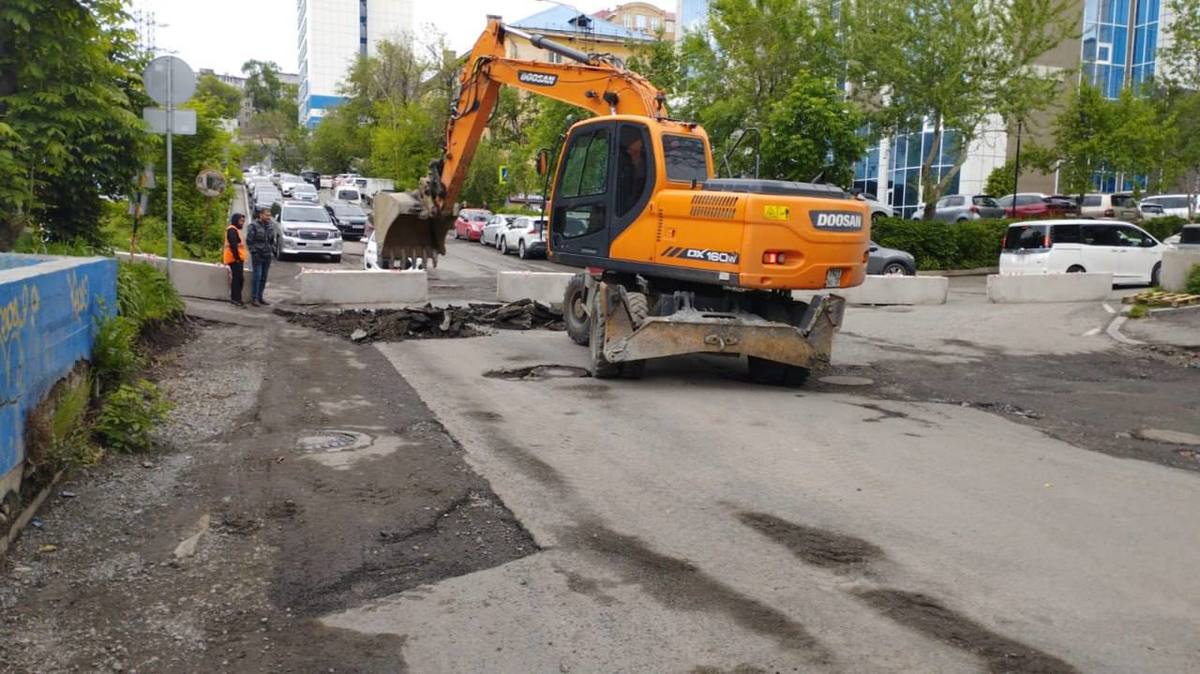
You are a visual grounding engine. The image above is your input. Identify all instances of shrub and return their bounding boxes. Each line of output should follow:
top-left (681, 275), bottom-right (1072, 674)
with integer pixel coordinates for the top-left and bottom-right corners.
top-left (1142, 216), bottom-right (1189, 242)
top-left (872, 217), bottom-right (1011, 271)
top-left (92, 316), bottom-right (143, 393)
top-left (117, 262), bottom-right (184, 328)
top-left (1186, 265), bottom-right (1200, 295)
top-left (94, 379), bottom-right (172, 454)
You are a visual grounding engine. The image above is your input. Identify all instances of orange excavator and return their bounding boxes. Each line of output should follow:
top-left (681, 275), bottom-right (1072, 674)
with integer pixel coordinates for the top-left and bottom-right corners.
top-left (373, 17), bottom-right (870, 383)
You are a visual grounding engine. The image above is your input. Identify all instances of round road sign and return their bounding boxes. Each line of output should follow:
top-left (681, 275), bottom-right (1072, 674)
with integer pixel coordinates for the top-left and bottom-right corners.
top-left (143, 56), bottom-right (196, 107)
top-left (195, 169), bottom-right (226, 197)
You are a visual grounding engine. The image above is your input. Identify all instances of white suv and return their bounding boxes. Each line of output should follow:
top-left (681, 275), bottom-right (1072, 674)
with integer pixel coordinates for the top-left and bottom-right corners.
top-left (999, 220), bottom-right (1166, 286)
top-left (275, 202), bottom-right (342, 262)
top-left (498, 216), bottom-right (547, 259)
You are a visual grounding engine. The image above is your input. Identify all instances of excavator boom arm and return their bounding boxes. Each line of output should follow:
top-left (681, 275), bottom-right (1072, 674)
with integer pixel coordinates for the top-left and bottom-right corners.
top-left (373, 17), bottom-right (667, 265)
top-left (438, 19), bottom-right (667, 209)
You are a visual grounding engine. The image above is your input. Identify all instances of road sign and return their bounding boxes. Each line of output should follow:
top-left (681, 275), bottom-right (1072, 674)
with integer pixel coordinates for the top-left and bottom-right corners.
top-left (143, 107), bottom-right (197, 135)
top-left (195, 169), bottom-right (226, 197)
top-left (498, 165), bottom-right (509, 184)
top-left (143, 56), bottom-right (196, 107)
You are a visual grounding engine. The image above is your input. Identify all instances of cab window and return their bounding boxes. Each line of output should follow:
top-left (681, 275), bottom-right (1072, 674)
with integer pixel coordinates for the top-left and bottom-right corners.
top-left (663, 134), bottom-right (707, 183)
top-left (558, 129), bottom-right (611, 199)
top-left (616, 125), bottom-right (650, 218)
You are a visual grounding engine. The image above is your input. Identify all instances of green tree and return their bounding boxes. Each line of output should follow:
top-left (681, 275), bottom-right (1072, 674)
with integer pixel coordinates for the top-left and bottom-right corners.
top-left (241, 60), bottom-right (287, 113)
top-left (625, 31), bottom-right (682, 93)
top-left (194, 74), bottom-right (243, 119)
top-left (761, 72), bottom-right (866, 186)
top-left (0, 0), bottom-right (150, 248)
top-left (985, 161), bottom-right (1016, 199)
top-left (844, 0), bottom-right (1075, 218)
top-left (1159, 0), bottom-right (1200, 90)
top-left (1157, 89), bottom-right (1200, 218)
top-left (309, 106), bottom-right (370, 174)
top-left (1044, 84), bottom-right (1114, 197)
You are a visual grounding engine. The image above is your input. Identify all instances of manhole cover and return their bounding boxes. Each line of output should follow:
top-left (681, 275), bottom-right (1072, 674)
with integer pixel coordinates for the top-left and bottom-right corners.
top-left (483, 364), bottom-right (591, 381)
top-left (297, 431), bottom-right (364, 452)
top-left (819, 375), bottom-right (875, 387)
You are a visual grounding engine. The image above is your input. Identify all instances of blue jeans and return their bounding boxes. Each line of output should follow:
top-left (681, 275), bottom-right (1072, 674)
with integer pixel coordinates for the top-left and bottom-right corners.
top-left (251, 254), bottom-right (271, 302)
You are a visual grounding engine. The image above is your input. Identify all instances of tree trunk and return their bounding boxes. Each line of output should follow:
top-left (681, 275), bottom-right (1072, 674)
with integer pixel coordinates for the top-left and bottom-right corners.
top-left (920, 114), bottom-right (944, 220)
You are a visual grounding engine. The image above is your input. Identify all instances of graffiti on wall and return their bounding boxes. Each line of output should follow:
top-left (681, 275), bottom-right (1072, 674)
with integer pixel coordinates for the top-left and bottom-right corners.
top-left (0, 256), bottom-right (117, 489)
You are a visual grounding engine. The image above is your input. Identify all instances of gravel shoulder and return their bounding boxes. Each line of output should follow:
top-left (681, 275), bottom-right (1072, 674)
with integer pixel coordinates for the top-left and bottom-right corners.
top-left (0, 311), bottom-right (535, 672)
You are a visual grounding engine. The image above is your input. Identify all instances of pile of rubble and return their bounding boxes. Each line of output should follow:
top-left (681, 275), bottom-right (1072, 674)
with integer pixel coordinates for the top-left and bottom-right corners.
top-left (279, 299), bottom-right (565, 343)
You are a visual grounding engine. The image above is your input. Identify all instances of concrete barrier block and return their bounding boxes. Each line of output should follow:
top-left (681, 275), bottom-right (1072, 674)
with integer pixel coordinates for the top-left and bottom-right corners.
top-left (497, 271), bottom-right (575, 306)
top-left (299, 269), bottom-right (427, 304)
top-left (835, 275), bottom-right (949, 305)
top-left (987, 272), bottom-right (1113, 303)
top-left (116, 252), bottom-right (251, 302)
top-left (1160, 249), bottom-right (1200, 292)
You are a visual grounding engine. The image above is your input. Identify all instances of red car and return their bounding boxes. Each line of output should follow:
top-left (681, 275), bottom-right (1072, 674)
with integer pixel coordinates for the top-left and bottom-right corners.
top-left (453, 209), bottom-right (493, 241)
top-left (997, 193), bottom-right (1080, 219)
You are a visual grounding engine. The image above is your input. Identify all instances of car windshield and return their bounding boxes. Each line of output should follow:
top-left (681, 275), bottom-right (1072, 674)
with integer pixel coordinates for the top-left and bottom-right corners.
top-left (973, 196), bottom-right (999, 207)
top-left (336, 190), bottom-right (358, 200)
top-left (293, 185), bottom-right (316, 194)
top-left (282, 207), bottom-right (330, 223)
top-left (1003, 225), bottom-right (1048, 250)
top-left (332, 204), bottom-right (365, 217)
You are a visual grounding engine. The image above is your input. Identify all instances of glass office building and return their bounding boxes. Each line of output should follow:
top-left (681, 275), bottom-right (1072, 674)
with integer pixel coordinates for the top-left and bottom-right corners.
top-left (1081, 0), bottom-right (1163, 98)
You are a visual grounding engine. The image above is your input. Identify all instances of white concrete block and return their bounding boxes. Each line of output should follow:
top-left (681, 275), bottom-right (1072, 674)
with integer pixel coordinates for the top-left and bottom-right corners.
top-left (116, 252), bottom-right (252, 302)
top-left (497, 271), bottom-right (575, 307)
top-left (1160, 249), bottom-right (1200, 292)
top-left (836, 275), bottom-right (949, 305)
top-left (986, 273), bottom-right (1113, 303)
top-left (299, 269), bottom-right (427, 305)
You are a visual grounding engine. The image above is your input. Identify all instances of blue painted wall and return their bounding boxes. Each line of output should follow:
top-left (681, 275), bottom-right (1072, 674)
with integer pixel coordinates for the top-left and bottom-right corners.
top-left (0, 255), bottom-right (117, 492)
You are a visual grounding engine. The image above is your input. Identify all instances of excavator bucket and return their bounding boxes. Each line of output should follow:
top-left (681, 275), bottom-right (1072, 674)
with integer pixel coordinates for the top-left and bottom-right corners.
top-left (372, 180), bottom-right (453, 268)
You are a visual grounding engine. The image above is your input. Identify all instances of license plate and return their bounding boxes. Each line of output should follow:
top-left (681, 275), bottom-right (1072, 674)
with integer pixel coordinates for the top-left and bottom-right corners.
top-left (825, 269), bottom-right (843, 288)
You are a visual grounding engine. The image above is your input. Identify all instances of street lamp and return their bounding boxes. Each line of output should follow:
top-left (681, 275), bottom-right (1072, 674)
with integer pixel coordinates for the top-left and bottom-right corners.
top-left (1010, 118), bottom-right (1023, 213)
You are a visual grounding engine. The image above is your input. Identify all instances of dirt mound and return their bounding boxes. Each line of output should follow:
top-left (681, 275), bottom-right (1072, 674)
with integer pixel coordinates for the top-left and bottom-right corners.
top-left (279, 299), bottom-right (565, 343)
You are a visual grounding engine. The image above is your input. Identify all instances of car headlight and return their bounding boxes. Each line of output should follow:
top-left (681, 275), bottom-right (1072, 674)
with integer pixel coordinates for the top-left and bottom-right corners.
top-left (283, 228), bottom-right (299, 237)
top-left (329, 229), bottom-right (341, 238)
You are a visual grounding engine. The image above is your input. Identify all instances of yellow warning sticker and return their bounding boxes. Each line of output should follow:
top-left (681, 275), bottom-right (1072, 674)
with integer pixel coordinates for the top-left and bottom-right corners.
top-left (764, 205), bottom-right (790, 221)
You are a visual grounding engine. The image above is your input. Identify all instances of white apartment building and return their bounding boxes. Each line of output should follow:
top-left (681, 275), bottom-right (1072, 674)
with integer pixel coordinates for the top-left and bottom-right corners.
top-left (297, 0), bottom-right (414, 128)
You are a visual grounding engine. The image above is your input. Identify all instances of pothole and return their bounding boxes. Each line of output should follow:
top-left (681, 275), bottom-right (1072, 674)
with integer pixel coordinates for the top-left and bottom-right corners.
top-left (297, 430), bottom-right (371, 452)
top-left (483, 364), bottom-right (591, 381)
top-left (818, 375), bottom-right (875, 387)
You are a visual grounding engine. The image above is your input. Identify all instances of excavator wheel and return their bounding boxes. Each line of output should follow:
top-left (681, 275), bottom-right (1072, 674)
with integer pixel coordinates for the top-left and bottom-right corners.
top-left (619, 292), bottom-right (649, 379)
top-left (564, 273), bottom-right (590, 346)
top-left (589, 288), bottom-right (623, 379)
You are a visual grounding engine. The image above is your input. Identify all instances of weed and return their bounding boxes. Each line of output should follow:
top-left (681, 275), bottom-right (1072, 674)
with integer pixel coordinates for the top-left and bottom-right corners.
top-left (1186, 265), bottom-right (1200, 295)
top-left (1127, 303), bottom-right (1149, 319)
top-left (94, 379), bottom-right (172, 454)
top-left (92, 315), bottom-right (143, 393)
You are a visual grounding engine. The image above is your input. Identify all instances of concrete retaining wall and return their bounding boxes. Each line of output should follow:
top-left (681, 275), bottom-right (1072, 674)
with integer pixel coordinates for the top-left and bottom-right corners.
top-left (987, 272), bottom-right (1113, 303)
top-left (497, 271), bottom-right (574, 307)
top-left (1160, 249), bottom-right (1200, 292)
top-left (116, 252), bottom-right (252, 302)
top-left (299, 269), bottom-right (427, 305)
top-left (835, 275), bottom-right (949, 305)
top-left (0, 254), bottom-right (116, 505)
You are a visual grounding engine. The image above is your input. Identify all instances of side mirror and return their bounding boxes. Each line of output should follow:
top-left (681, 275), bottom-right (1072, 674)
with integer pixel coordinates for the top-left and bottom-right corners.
top-left (535, 148), bottom-right (551, 177)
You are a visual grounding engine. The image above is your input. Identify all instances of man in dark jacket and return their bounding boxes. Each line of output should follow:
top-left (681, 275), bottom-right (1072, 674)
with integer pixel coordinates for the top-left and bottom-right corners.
top-left (245, 207), bottom-right (278, 306)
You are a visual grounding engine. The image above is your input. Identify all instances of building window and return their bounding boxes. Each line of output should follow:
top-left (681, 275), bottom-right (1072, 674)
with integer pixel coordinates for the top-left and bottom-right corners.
top-left (548, 51), bottom-right (564, 64)
top-left (888, 126), bottom-right (960, 218)
top-left (1081, 0), bottom-right (1131, 99)
top-left (651, 16), bottom-right (661, 32)
top-left (636, 14), bottom-right (647, 30)
top-left (624, 15), bottom-right (633, 29)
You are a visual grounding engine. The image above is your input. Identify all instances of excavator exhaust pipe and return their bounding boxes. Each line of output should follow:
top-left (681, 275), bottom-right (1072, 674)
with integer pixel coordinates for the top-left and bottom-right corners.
top-left (371, 176), bottom-right (453, 268)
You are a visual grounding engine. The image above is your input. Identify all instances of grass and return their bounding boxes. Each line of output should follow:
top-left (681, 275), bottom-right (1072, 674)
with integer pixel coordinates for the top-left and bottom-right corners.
top-left (1127, 303), bottom-right (1149, 319)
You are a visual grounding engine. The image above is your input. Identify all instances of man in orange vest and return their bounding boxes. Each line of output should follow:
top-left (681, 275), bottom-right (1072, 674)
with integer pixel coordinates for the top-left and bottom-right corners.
top-left (224, 213), bottom-right (249, 307)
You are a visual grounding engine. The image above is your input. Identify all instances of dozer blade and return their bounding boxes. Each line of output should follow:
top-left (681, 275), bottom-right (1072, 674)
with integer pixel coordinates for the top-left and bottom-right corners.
top-left (372, 187), bottom-right (453, 268)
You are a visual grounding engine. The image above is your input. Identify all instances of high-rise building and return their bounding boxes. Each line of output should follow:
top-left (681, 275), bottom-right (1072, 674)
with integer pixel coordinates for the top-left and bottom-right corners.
top-left (297, 0), bottom-right (414, 128)
top-left (675, 0), bottom-right (709, 40)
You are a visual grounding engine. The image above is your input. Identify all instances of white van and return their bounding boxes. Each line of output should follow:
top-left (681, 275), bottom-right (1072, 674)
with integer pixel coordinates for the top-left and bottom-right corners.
top-left (999, 220), bottom-right (1166, 286)
top-left (333, 186), bottom-right (362, 205)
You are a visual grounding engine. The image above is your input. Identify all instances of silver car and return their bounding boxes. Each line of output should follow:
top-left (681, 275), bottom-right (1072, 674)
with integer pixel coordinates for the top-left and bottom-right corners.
top-left (498, 216), bottom-right (547, 259)
top-left (275, 202), bottom-right (343, 262)
top-left (482, 214), bottom-right (519, 247)
top-left (932, 194), bottom-right (1005, 222)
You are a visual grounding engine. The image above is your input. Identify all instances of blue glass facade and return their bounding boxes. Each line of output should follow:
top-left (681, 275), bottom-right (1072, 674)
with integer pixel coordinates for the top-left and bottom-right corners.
top-left (678, 0), bottom-right (709, 35)
top-left (1081, 0), bottom-right (1162, 98)
top-left (887, 129), bottom-right (961, 219)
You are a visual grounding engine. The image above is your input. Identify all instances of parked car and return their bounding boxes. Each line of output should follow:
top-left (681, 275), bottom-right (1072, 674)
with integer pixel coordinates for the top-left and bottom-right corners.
top-left (252, 190), bottom-right (282, 212)
top-left (300, 170), bottom-right (321, 189)
top-left (1140, 194), bottom-right (1198, 219)
top-left (482, 214), bottom-right (520, 246)
top-left (866, 241), bottom-right (916, 276)
top-left (932, 194), bottom-right (1006, 222)
top-left (453, 209), bottom-right (493, 241)
top-left (1077, 192), bottom-right (1146, 221)
top-left (363, 229), bottom-right (424, 270)
top-left (498, 216), bottom-right (547, 259)
top-left (996, 193), bottom-right (1079, 219)
top-left (333, 186), bottom-right (362, 205)
top-left (319, 175), bottom-right (333, 189)
top-left (280, 180), bottom-right (307, 198)
top-left (1164, 224), bottom-right (1200, 248)
top-left (999, 220), bottom-right (1165, 285)
top-left (274, 202), bottom-right (343, 262)
top-left (858, 195), bottom-right (892, 224)
top-left (326, 202), bottom-right (369, 240)
top-left (290, 183), bottom-right (320, 204)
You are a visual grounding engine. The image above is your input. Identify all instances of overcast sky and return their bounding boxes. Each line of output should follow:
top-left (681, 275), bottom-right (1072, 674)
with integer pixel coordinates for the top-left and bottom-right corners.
top-left (134, 0), bottom-right (674, 77)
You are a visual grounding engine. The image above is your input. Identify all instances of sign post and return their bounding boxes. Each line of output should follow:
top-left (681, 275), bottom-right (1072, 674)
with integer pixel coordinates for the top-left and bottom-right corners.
top-left (143, 56), bottom-right (196, 279)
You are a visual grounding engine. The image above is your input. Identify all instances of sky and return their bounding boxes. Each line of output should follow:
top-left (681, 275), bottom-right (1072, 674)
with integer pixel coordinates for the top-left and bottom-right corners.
top-left (134, 0), bottom-right (674, 77)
